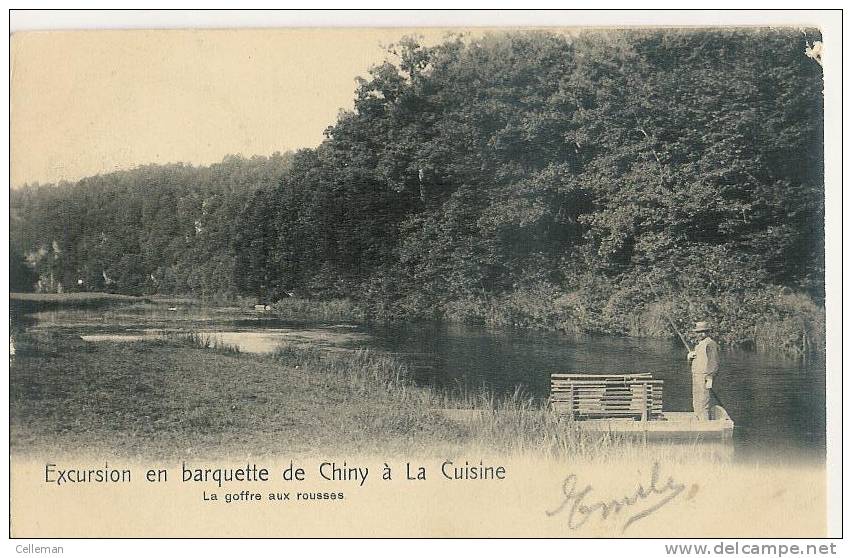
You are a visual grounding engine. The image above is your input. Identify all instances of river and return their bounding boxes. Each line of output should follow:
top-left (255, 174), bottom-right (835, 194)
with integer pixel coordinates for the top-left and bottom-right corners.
top-left (366, 321), bottom-right (826, 463)
top-left (31, 302), bottom-right (826, 463)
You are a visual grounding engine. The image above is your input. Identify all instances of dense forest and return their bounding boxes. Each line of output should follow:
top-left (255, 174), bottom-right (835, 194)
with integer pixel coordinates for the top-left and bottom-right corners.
top-left (11, 153), bottom-right (294, 296)
top-left (10, 29), bottom-right (825, 351)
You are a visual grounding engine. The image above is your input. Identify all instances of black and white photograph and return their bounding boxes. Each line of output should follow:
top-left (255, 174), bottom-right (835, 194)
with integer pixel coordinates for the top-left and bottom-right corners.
top-left (6, 10), bottom-right (842, 541)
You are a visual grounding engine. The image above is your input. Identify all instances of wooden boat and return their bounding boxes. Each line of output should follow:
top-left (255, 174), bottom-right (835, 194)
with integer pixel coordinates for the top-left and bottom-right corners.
top-left (437, 373), bottom-right (734, 441)
top-left (549, 373), bottom-right (734, 440)
top-left (571, 404), bottom-right (734, 439)
top-left (436, 404), bottom-right (733, 439)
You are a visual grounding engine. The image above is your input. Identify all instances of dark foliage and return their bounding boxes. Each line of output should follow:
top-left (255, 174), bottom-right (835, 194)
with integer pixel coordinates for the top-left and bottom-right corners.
top-left (10, 30), bottom-right (825, 348)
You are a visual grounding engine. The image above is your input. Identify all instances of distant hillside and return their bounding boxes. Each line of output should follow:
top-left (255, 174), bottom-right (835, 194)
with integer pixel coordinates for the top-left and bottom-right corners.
top-left (10, 29), bottom-right (826, 352)
top-left (11, 153), bottom-right (293, 298)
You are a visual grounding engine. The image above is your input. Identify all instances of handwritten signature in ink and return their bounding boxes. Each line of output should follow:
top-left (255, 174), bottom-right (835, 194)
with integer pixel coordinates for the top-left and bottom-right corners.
top-left (546, 461), bottom-right (696, 533)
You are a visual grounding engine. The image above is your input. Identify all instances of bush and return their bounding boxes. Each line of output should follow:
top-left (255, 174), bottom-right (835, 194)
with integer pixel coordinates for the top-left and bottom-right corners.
top-left (270, 298), bottom-right (365, 322)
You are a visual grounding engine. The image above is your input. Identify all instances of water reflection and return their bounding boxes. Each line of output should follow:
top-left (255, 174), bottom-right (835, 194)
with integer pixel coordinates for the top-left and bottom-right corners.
top-left (33, 304), bottom-right (825, 463)
top-left (366, 322), bottom-right (826, 462)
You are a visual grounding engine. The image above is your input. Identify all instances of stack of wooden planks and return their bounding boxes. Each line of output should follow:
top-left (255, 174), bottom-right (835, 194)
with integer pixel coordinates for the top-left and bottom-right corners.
top-left (550, 373), bottom-right (663, 420)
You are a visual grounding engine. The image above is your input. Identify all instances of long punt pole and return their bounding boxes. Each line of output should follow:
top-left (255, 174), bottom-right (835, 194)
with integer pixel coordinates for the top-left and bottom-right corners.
top-left (644, 276), bottom-right (727, 409)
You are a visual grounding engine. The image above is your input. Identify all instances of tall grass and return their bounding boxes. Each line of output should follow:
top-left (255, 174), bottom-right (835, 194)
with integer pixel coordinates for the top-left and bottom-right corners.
top-left (10, 292), bottom-right (147, 305)
top-left (269, 343), bottom-right (731, 461)
top-left (158, 331), bottom-right (241, 355)
top-left (272, 343), bottom-right (411, 395)
top-left (439, 281), bottom-right (825, 356)
top-left (426, 384), bottom-right (626, 460)
top-left (751, 292), bottom-right (825, 355)
top-left (271, 298), bottom-right (365, 322)
top-left (431, 384), bottom-right (737, 463)
top-left (10, 330), bottom-right (94, 358)
top-left (11, 326), bottom-right (736, 462)
top-left (443, 283), bottom-right (578, 332)
top-left (10, 292), bottom-right (150, 327)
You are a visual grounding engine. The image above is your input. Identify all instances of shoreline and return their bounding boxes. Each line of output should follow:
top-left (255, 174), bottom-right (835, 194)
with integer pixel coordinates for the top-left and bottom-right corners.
top-left (10, 325), bottom-right (822, 466)
top-left (10, 291), bottom-right (826, 358)
top-left (9, 305), bottom-right (827, 538)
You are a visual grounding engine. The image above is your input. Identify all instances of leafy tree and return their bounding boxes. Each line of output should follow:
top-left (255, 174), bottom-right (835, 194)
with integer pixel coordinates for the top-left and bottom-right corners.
top-left (10, 248), bottom-right (37, 292)
top-left (10, 29), bottom-right (825, 347)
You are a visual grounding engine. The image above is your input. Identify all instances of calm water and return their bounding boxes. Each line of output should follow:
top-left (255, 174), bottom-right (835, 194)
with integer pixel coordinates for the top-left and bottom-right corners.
top-left (365, 322), bottom-right (826, 462)
top-left (37, 305), bottom-right (826, 462)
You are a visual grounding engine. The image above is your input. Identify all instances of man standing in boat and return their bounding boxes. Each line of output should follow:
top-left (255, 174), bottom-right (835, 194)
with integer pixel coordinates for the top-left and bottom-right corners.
top-left (687, 321), bottom-right (720, 420)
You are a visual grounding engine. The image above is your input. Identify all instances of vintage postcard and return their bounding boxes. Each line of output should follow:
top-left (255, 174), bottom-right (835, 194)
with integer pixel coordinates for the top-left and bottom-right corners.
top-left (7, 10), bottom-right (842, 541)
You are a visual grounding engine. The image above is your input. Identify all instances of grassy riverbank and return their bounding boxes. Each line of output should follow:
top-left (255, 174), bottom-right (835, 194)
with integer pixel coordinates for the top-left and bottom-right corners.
top-left (10, 329), bottom-right (731, 465)
top-left (10, 292), bottom-right (149, 324)
top-left (9, 327), bottom-right (825, 538)
top-left (9, 331), bottom-right (453, 458)
top-left (271, 297), bottom-right (365, 322)
top-left (12, 288), bottom-right (825, 356)
top-left (445, 284), bottom-right (826, 356)
top-left (270, 283), bottom-right (825, 356)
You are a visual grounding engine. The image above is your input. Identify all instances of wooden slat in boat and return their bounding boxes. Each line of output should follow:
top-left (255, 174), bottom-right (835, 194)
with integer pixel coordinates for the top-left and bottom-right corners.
top-left (553, 403), bottom-right (663, 409)
top-left (551, 391), bottom-right (663, 396)
top-left (433, 405), bottom-right (733, 439)
top-left (549, 372), bottom-right (663, 421)
top-left (571, 405), bottom-right (734, 438)
top-left (551, 389), bottom-right (664, 395)
top-left (550, 372), bottom-right (651, 380)
top-left (550, 380), bottom-right (656, 385)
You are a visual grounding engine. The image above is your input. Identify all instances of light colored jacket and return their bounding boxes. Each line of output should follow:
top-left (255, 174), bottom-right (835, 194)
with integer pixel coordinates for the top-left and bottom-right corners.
top-left (691, 337), bottom-right (720, 377)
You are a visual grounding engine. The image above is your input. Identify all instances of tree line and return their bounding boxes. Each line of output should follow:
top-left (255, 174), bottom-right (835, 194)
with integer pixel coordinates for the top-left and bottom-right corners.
top-left (11, 153), bottom-right (293, 298)
top-left (10, 29), bottom-right (825, 348)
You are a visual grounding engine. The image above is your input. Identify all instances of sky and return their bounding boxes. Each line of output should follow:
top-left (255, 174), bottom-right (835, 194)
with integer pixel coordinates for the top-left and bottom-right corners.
top-left (10, 28), bottom-right (465, 187)
top-left (9, 11), bottom-right (837, 188)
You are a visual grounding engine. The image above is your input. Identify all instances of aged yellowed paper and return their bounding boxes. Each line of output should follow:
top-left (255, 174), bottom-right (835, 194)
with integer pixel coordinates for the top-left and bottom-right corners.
top-left (9, 15), bottom-right (840, 539)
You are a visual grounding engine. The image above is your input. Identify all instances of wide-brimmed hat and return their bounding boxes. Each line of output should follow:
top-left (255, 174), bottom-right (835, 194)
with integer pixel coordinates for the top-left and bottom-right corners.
top-left (693, 321), bottom-right (712, 333)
